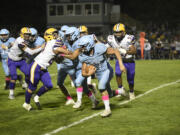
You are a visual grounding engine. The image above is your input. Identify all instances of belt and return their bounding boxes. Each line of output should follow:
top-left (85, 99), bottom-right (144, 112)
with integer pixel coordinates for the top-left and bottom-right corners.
top-left (122, 58), bottom-right (135, 63)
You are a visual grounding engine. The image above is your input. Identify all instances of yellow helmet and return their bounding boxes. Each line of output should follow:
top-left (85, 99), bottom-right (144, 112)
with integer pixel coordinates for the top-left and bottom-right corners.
top-left (44, 28), bottom-right (58, 42)
top-left (20, 27), bottom-right (31, 39)
top-left (79, 25), bottom-right (88, 33)
top-left (113, 23), bottom-right (125, 32)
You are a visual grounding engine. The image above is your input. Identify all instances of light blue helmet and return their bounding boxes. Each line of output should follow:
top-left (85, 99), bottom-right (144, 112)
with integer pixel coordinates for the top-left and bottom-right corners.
top-left (61, 25), bottom-right (69, 33)
top-left (30, 28), bottom-right (38, 36)
top-left (65, 27), bottom-right (80, 41)
top-left (0, 29), bottom-right (9, 35)
top-left (0, 29), bottom-right (10, 42)
top-left (78, 35), bottom-right (95, 52)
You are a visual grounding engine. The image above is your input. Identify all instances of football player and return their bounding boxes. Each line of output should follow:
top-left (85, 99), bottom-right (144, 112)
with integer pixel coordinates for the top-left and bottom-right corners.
top-left (78, 35), bottom-right (126, 117)
top-left (64, 27), bottom-right (98, 109)
top-left (0, 29), bottom-right (15, 89)
top-left (23, 28), bottom-right (71, 111)
top-left (56, 25), bottom-right (76, 106)
top-left (26, 27), bottom-right (45, 64)
top-left (78, 25), bottom-right (97, 95)
top-left (106, 23), bottom-right (136, 100)
top-left (8, 27), bottom-right (44, 99)
top-left (57, 25), bottom-right (69, 71)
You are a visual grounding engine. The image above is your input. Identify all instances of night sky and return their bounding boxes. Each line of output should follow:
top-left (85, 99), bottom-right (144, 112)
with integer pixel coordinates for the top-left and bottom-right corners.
top-left (0, 0), bottom-right (180, 28)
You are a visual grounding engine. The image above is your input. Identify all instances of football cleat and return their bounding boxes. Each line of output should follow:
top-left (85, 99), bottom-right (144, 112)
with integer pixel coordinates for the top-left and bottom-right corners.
top-left (34, 102), bottom-right (42, 110)
top-left (73, 101), bottom-right (82, 109)
top-left (23, 103), bottom-right (32, 111)
top-left (100, 109), bottom-right (112, 117)
top-left (118, 87), bottom-right (127, 96)
top-left (65, 99), bottom-right (75, 106)
top-left (8, 94), bottom-right (15, 100)
top-left (22, 82), bottom-right (28, 90)
top-left (92, 100), bottom-right (99, 109)
top-left (129, 92), bottom-right (135, 100)
top-left (34, 96), bottom-right (42, 110)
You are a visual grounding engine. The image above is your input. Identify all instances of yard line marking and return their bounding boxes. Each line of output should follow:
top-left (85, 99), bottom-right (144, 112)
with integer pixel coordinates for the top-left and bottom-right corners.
top-left (44, 79), bottom-right (180, 135)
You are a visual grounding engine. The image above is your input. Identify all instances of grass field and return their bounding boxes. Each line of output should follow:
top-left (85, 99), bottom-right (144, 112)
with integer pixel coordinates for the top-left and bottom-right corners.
top-left (0, 60), bottom-right (180, 135)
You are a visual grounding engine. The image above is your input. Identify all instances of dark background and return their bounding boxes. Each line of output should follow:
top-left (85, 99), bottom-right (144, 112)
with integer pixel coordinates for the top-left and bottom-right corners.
top-left (0, 0), bottom-right (180, 31)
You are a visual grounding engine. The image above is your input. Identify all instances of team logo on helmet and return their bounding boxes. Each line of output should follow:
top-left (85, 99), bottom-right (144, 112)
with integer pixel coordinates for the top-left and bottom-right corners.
top-left (44, 28), bottom-right (58, 42)
top-left (113, 23), bottom-right (125, 32)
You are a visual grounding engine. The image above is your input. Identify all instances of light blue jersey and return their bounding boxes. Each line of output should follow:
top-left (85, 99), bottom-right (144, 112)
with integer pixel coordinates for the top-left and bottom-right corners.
top-left (29, 36), bottom-right (45, 48)
top-left (59, 40), bottom-right (74, 67)
top-left (26, 36), bottom-right (45, 64)
top-left (79, 42), bottom-right (108, 72)
top-left (33, 36), bottom-right (45, 47)
top-left (0, 37), bottom-right (15, 59)
top-left (72, 39), bottom-right (82, 69)
top-left (79, 43), bottom-right (113, 91)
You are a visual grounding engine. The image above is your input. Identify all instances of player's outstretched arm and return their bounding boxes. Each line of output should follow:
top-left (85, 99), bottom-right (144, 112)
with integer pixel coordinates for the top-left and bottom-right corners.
top-left (64, 48), bottom-right (81, 60)
top-left (19, 42), bottom-right (43, 55)
top-left (53, 47), bottom-right (71, 55)
top-left (106, 48), bottom-right (126, 73)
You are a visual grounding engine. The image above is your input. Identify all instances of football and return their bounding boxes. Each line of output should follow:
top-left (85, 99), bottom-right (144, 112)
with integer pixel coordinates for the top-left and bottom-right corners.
top-left (86, 65), bottom-right (96, 74)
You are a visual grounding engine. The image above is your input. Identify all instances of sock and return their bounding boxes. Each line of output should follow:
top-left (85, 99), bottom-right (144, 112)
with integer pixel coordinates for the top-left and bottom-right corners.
top-left (118, 85), bottom-right (122, 88)
top-left (5, 77), bottom-right (10, 88)
top-left (76, 87), bottom-right (83, 102)
top-left (17, 75), bottom-right (22, 82)
top-left (88, 91), bottom-right (96, 102)
top-left (25, 76), bottom-right (30, 84)
top-left (25, 90), bottom-right (32, 104)
top-left (37, 86), bottom-right (48, 97)
top-left (129, 89), bottom-right (134, 93)
top-left (102, 95), bottom-right (110, 110)
top-left (34, 95), bottom-right (39, 102)
top-left (9, 89), bottom-right (14, 95)
top-left (87, 76), bottom-right (91, 85)
top-left (67, 96), bottom-right (72, 100)
top-left (9, 82), bottom-right (15, 89)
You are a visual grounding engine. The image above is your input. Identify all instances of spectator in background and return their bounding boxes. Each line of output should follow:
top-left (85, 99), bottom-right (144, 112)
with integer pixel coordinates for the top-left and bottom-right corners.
top-left (163, 39), bottom-right (170, 59)
top-left (169, 39), bottom-right (176, 59)
top-left (144, 39), bottom-right (151, 60)
top-left (155, 38), bottom-right (163, 59)
top-left (175, 38), bottom-right (180, 59)
top-left (139, 32), bottom-right (146, 59)
top-left (135, 40), bottom-right (141, 59)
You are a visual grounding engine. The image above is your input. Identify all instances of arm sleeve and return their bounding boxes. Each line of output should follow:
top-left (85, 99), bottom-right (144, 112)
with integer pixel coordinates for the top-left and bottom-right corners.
top-left (24, 47), bottom-right (43, 55)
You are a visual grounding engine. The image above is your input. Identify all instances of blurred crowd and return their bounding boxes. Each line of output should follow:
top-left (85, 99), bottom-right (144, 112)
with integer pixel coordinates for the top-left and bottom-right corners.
top-left (98, 23), bottom-right (180, 60)
top-left (134, 23), bottom-right (180, 60)
top-left (1, 23), bottom-right (180, 60)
